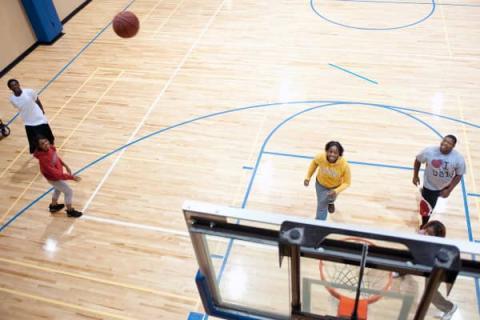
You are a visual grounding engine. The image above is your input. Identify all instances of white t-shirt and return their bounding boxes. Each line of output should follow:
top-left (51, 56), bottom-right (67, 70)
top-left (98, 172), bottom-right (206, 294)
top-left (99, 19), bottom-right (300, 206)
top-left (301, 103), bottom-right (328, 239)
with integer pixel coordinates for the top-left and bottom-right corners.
top-left (10, 89), bottom-right (48, 126)
top-left (416, 146), bottom-right (466, 191)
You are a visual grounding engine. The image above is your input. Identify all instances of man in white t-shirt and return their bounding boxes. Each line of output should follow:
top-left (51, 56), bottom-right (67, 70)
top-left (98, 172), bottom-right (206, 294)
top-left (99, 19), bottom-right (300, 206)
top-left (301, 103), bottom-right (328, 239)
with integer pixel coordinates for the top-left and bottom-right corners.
top-left (412, 135), bottom-right (465, 227)
top-left (7, 79), bottom-right (55, 153)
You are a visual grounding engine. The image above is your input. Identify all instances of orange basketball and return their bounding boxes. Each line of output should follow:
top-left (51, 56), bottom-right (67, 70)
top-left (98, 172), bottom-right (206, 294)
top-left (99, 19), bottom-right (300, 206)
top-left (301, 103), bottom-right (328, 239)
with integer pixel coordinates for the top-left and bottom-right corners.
top-left (112, 11), bottom-right (140, 38)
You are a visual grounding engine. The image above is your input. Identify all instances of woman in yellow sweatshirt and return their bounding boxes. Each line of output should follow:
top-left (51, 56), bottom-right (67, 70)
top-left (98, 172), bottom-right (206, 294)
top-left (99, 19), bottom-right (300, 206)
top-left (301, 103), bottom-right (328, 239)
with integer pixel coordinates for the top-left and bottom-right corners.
top-left (304, 141), bottom-right (351, 220)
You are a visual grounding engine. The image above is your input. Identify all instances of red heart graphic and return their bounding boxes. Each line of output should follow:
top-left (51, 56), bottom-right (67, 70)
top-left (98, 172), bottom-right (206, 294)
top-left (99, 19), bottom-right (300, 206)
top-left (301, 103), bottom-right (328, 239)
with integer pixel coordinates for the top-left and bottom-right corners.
top-left (431, 159), bottom-right (443, 168)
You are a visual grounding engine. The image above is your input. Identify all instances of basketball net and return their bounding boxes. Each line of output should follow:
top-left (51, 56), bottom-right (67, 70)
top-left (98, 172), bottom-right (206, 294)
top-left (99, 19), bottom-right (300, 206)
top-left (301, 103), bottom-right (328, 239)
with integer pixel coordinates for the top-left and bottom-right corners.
top-left (318, 237), bottom-right (393, 320)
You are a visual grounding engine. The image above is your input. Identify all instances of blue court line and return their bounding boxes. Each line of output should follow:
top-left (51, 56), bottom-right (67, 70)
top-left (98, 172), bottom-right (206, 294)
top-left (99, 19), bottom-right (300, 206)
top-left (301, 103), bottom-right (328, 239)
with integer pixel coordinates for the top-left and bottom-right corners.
top-left (241, 103), bottom-right (340, 209)
top-left (390, 106), bottom-right (480, 129)
top-left (387, 106), bottom-right (443, 138)
top-left (214, 103), bottom-right (480, 314)
top-left (210, 254), bottom-right (224, 259)
top-left (217, 102), bottom-right (342, 285)
top-left (242, 166), bottom-right (253, 170)
top-left (0, 101), bottom-right (290, 232)
top-left (337, 0), bottom-right (480, 7)
top-left (469, 193), bottom-right (480, 198)
top-left (0, 99), bottom-right (477, 313)
top-left (216, 236), bottom-right (236, 282)
top-left (6, 113), bottom-right (20, 126)
top-left (5, 98), bottom-right (480, 139)
top-left (311, 0), bottom-right (436, 31)
top-left (263, 151), bottom-right (414, 171)
top-left (263, 151), bottom-right (312, 160)
top-left (328, 63), bottom-right (378, 84)
top-left (1, 100), bottom-right (477, 232)
top-left (460, 178), bottom-right (473, 242)
top-left (1, 100), bottom-right (473, 230)
top-left (460, 177), bottom-right (480, 311)
top-left (5, 0), bottom-right (136, 126)
top-left (241, 103), bottom-right (440, 213)
top-left (217, 102), bottom-right (438, 285)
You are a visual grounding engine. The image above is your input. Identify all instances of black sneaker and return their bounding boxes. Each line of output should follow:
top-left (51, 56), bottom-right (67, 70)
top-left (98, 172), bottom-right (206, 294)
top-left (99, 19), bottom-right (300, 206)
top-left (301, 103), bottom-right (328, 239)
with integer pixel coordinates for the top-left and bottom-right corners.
top-left (49, 203), bottom-right (65, 213)
top-left (66, 209), bottom-right (83, 218)
top-left (328, 203), bottom-right (335, 214)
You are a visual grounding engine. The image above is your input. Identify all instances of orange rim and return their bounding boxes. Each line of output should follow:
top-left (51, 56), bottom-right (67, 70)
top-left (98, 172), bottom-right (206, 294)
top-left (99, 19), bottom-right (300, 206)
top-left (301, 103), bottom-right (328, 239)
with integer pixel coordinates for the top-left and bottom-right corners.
top-left (318, 237), bottom-right (393, 304)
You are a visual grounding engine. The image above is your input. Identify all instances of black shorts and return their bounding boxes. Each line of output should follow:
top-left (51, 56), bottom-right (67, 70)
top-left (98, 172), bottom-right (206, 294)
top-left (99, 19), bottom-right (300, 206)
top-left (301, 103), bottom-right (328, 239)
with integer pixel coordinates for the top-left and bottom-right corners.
top-left (25, 123), bottom-right (55, 154)
top-left (421, 187), bottom-right (441, 209)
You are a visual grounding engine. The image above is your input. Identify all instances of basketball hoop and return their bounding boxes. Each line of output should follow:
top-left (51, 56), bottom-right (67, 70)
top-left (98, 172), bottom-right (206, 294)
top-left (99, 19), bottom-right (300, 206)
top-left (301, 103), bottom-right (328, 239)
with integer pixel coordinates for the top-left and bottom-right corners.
top-left (318, 237), bottom-right (393, 320)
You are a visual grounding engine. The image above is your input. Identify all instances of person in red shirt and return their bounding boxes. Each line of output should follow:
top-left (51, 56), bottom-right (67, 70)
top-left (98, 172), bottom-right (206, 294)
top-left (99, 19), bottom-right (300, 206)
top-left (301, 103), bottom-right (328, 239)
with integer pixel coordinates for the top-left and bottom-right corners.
top-left (34, 136), bottom-right (82, 217)
top-left (393, 221), bottom-right (458, 320)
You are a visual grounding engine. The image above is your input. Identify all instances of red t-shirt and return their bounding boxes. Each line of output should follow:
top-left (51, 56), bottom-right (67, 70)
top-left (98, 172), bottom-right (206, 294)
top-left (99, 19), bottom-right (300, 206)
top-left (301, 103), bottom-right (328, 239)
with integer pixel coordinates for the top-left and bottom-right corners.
top-left (34, 146), bottom-right (74, 181)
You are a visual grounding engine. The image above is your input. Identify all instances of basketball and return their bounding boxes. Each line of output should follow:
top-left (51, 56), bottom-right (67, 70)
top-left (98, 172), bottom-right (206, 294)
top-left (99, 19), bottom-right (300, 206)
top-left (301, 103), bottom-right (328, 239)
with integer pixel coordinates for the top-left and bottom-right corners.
top-left (112, 11), bottom-right (140, 38)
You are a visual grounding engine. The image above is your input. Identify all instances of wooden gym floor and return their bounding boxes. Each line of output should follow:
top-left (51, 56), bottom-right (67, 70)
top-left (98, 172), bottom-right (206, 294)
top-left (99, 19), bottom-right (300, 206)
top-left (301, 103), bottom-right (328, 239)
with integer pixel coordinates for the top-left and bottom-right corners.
top-left (0, 0), bottom-right (479, 318)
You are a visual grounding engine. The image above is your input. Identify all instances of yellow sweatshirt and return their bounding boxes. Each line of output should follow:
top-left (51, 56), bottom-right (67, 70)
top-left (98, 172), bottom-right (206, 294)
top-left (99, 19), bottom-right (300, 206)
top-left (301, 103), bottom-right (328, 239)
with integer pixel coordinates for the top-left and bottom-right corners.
top-left (305, 152), bottom-right (351, 193)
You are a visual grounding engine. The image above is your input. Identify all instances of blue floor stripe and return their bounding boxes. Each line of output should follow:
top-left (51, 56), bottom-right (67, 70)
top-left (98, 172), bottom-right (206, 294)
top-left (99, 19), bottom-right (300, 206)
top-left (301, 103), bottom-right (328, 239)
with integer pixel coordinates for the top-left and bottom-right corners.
top-left (6, 0), bottom-right (136, 126)
top-left (242, 166), bottom-right (253, 170)
top-left (349, 160), bottom-right (412, 170)
top-left (386, 106), bottom-right (443, 138)
top-left (216, 235), bottom-right (235, 283)
top-left (212, 103), bottom-right (479, 316)
top-left (460, 178), bottom-right (474, 242)
top-left (0, 188), bottom-right (55, 232)
top-left (337, 0), bottom-right (480, 7)
top-left (312, 0), bottom-right (436, 31)
top-left (210, 254), bottom-right (224, 259)
top-left (240, 103), bottom-right (340, 209)
top-left (468, 193), bottom-right (480, 198)
top-left (6, 113), bottom-right (20, 126)
top-left (264, 151), bottom-right (415, 171)
top-left (391, 105), bottom-right (480, 129)
top-left (460, 178), bottom-right (480, 311)
top-left (0, 99), bottom-right (478, 313)
top-left (263, 151), bottom-right (312, 160)
top-left (328, 63), bottom-right (378, 84)
top-left (214, 102), bottom-right (440, 311)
